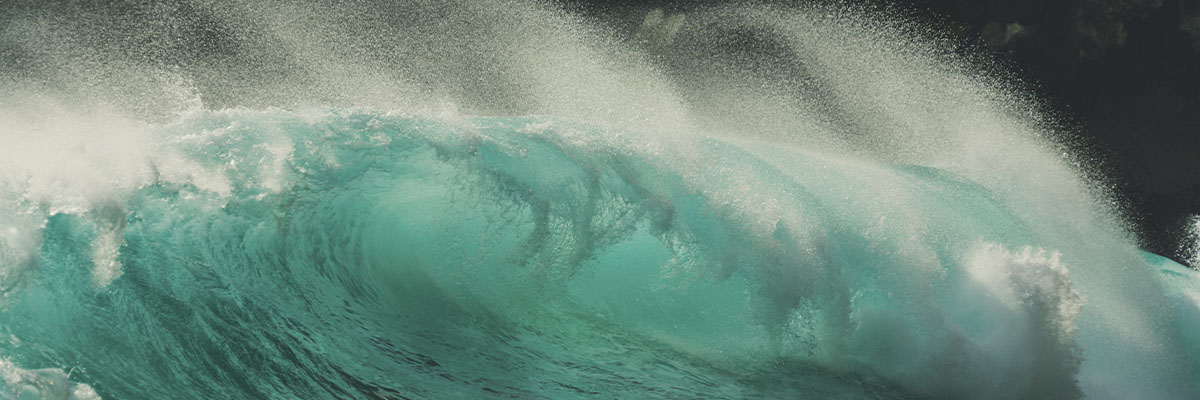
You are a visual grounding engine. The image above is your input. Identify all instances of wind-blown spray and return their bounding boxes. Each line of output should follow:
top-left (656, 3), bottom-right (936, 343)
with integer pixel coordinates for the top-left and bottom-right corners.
top-left (0, 1), bottom-right (1197, 399)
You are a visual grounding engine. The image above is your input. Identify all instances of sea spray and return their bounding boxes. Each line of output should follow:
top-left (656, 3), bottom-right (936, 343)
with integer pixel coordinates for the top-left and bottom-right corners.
top-left (0, 1), bottom-right (1197, 398)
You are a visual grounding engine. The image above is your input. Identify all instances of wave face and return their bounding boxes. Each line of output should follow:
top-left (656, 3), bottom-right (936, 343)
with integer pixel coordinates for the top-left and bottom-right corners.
top-left (1, 1), bottom-right (1199, 399)
top-left (0, 110), bottom-right (1190, 399)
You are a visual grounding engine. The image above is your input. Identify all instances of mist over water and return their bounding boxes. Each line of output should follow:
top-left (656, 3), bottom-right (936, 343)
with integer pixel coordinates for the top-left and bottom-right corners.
top-left (1, 1), bottom-right (1198, 398)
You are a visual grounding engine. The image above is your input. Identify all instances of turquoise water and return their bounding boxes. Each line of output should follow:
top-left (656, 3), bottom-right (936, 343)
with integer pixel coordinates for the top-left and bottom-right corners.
top-left (2, 1), bottom-right (1200, 398)
top-left (0, 110), bottom-right (1196, 399)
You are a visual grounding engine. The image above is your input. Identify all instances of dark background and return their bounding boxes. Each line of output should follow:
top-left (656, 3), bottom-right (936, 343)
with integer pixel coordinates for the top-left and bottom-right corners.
top-left (573, 0), bottom-right (1200, 264)
top-left (911, 0), bottom-right (1200, 265)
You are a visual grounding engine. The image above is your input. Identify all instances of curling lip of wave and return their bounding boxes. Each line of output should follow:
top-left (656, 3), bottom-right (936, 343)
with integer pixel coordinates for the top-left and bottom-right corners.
top-left (0, 0), bottom-right (1198, 398)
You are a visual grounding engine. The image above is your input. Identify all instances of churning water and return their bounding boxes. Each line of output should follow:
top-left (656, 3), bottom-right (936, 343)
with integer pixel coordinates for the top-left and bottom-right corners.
top-left (0, 1), bottom-right (1197, 398)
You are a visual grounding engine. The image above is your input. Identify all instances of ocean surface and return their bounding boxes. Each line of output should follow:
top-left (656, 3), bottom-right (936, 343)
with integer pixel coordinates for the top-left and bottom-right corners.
top-left (1, 1), bottom-right (1198, 399)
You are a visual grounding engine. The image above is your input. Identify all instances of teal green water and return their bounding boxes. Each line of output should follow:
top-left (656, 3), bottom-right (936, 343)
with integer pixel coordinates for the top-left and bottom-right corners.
top-left (0, 110), bottom-right (1197, 399)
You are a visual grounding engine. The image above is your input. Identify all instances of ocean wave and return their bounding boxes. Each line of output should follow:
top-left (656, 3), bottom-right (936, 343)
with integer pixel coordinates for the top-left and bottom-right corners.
top-left (0, 110), bottom-right (1194, 398)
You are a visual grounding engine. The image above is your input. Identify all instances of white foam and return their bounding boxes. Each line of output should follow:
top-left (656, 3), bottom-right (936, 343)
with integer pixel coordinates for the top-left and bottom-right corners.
top-left (0, 359), bottom-right (99, 400)
top-left (966, 243), bottom-right (1082, 341)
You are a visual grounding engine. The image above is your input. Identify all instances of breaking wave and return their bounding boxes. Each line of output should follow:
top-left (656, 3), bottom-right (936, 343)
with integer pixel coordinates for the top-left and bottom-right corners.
top-left (0, 1), bottom-right (1197, 398)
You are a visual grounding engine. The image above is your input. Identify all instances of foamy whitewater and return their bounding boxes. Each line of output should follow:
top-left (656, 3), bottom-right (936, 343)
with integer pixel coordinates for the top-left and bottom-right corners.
top-left (0, 1), bottom-right (1198, 399)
